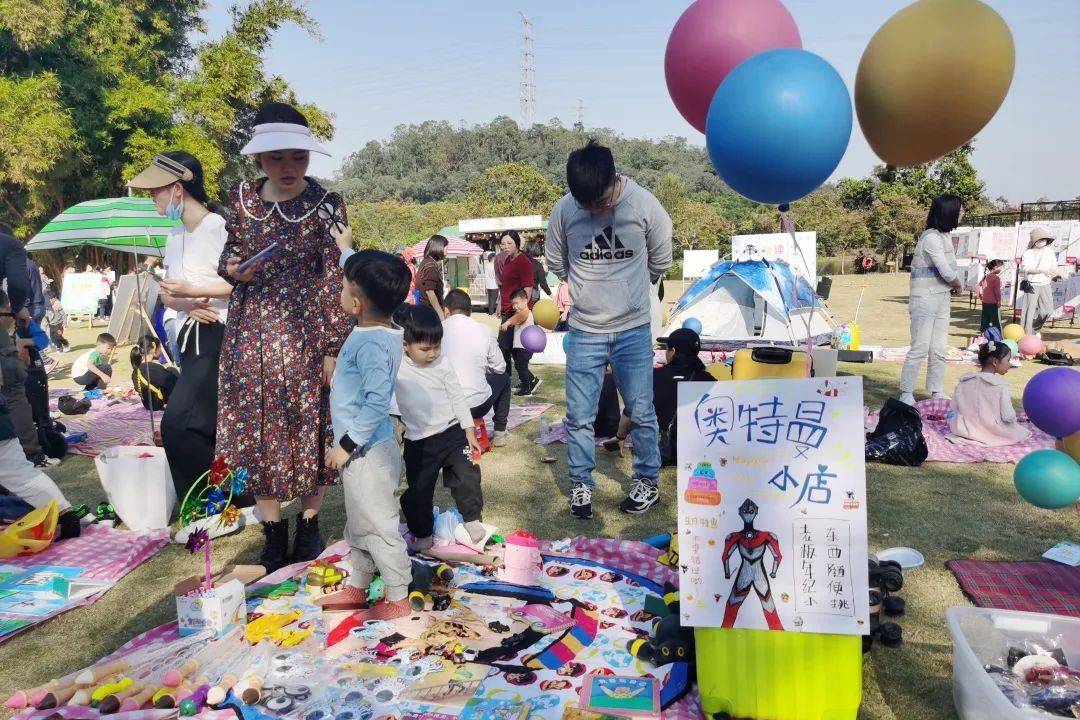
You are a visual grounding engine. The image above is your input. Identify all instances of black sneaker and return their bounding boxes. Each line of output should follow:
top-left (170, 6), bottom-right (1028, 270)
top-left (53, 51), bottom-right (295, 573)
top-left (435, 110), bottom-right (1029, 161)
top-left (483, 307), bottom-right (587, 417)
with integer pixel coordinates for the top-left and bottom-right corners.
top-left (601, 437), bottom-right (624, 453)
top-left (570, 483), bottom-right (593, 520)
top-left (57, 510), bottom-right (82, 541)
top-left (32, 454), bottom-right (61, 468)
top-left (514, 386), bottom-right (530, 397)
top-left (527, 377), bottom-right (542, 396)
top-left (620, 480), bottom-right (660, 514)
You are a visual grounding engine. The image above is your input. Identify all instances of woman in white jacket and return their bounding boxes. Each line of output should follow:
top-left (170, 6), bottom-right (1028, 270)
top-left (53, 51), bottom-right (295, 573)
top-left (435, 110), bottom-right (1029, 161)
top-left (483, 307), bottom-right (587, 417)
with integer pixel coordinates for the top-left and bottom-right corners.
top-left (1019, 227), bottom-right (1059, 335)
top-left (899, 195), bottom-right (964, 405)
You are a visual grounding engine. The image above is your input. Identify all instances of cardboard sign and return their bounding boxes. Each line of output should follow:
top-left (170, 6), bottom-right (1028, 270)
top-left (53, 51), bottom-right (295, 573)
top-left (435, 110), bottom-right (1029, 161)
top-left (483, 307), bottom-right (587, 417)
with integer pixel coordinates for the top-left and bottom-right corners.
top-left (676, 377), bottom-right (870, 635)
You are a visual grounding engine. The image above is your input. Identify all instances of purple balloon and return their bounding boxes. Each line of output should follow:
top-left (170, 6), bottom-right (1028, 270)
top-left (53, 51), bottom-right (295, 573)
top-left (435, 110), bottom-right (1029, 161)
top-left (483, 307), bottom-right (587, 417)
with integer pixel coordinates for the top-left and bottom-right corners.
top-left (520, 325), bottom-right (547, 353)
top-left (665, 0), bottom-right (802, 133)
top-left (1022, 367), bottom-right (1080, 438)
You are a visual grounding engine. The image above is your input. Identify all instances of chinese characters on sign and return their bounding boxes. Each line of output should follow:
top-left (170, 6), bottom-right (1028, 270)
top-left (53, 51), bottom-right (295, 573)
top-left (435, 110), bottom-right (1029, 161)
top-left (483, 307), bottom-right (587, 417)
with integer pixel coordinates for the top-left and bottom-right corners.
top-left (678, 378), bottom-right (869, 636)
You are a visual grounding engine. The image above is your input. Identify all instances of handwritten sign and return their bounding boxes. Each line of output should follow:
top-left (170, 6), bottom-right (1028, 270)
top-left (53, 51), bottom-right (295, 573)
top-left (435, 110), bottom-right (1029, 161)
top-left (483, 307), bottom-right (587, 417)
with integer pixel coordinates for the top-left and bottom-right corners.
top-left (676, 377), bottom-right (869, 635)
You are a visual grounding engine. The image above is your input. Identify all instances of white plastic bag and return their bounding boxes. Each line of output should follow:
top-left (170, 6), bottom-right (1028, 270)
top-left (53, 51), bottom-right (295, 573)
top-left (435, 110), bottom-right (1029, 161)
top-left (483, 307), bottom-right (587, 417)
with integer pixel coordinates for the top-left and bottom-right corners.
top-left (432, 507), bottom-right (463, 547)
top-left (94, 446), bottom-right (176, 531)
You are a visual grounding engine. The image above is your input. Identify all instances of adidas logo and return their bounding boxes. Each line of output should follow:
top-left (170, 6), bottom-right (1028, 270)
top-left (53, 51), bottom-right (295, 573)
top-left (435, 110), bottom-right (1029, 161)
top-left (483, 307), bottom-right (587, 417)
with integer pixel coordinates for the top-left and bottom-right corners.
top-left (579, 226), bottom-right (635, 261)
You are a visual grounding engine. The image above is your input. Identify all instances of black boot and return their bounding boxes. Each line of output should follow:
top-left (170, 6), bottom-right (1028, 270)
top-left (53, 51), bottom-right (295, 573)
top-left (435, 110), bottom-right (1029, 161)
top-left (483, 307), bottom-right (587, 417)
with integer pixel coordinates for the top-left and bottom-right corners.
top-left (292, 514), bottom-right (324, 564)
top-left (259, 519), bottom-right (289, 573)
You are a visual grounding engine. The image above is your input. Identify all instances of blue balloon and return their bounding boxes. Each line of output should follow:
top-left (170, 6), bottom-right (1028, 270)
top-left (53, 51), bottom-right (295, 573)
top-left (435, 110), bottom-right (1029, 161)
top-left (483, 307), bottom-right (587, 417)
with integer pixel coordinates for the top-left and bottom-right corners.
top-left (706, 48), bottom-right (853, 205)
top-left (682, 317), bottom-right (703, 334)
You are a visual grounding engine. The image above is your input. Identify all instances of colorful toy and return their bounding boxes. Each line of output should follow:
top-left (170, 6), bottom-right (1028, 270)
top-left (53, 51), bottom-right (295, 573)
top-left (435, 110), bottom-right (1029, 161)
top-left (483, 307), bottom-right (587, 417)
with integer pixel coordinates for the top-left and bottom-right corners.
top-left (97, 681), bottom-right (143, 714)
top-left (245, 610), bottom-right (302, 644)
top-left (1022, 367), bottom-right (1080, 439)
top-left (0, 500), bottom-right (59, 558)
top-left (1002, 323), bottom-right (1025, 342)
top-left (855, 0), bottom-right (1014, 167)
top-left (628, 583), bottom-right (694, 667)
top-left (1061, 430), bottom-right (1080, 464)
top-left (664, 0), bottom-right (801, 133)
top-left (162, 659), bottom-right (198, 688)
top-left (206, 673), bottom-right (237, 707)
top-left (408, 559), bottom-right (455, 611)
top-left (90, 677), bottom-right (132, 704)
top-left (1013, 449), bottom-right (1080, 509)
top-left (34, 684), bottom-right (78, 710)
top-left (306, 562), bottom-right (347, 592)
top-left (706, 48), bottom-right (851, 205)
top-left (249, 579), bottom-right (299, 599)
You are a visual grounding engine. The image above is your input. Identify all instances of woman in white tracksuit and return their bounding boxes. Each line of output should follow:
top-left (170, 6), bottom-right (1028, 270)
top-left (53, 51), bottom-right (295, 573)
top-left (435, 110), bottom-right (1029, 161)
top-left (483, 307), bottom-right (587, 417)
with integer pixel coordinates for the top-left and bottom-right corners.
top-left (1019, 228), bottom-right (1059, 335)
top-left (899, 195), bottom-right (964, 405)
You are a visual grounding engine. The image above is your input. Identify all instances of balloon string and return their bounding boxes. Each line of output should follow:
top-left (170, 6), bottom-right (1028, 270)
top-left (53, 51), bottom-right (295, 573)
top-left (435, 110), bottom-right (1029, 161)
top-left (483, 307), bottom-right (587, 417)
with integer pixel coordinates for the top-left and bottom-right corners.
top-left (780, 211), bottom-right (814, 378)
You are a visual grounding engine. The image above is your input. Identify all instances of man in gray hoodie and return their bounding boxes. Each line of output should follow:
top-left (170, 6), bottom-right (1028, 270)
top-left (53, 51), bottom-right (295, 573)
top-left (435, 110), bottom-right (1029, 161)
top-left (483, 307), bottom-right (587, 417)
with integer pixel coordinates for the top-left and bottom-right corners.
top-left (546, 140), bottom-right (673, 518)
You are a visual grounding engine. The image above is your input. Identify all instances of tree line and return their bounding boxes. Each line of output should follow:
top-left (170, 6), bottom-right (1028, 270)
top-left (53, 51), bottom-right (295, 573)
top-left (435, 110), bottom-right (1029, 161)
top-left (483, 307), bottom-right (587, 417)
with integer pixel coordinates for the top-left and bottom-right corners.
top-left (334, 118), bottom-right (995, 272)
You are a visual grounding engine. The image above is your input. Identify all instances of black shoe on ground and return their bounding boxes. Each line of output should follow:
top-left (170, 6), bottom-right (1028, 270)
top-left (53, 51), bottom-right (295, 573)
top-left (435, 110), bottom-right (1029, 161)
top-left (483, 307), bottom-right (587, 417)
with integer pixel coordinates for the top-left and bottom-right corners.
top-left (57, 510), bottom-right (82, 541)
top-left (620, 480), bottom-right (660, 514)
top-left (292, 514), bottom-right (324, 563)
top-left (526, 377), bottom-right (542, 396)
top-left (259, 518), bottom-right (290, 573)
top-left (601, 436), bottom-right (624, 453)
top-left (570, 483), bottom-right (593, 520)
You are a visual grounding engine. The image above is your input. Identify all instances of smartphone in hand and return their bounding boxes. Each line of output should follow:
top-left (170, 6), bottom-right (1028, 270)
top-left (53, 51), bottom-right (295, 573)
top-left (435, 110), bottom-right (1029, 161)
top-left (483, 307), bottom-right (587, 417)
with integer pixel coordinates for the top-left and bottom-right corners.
top-left (237, 242), bottom-right (280, 274)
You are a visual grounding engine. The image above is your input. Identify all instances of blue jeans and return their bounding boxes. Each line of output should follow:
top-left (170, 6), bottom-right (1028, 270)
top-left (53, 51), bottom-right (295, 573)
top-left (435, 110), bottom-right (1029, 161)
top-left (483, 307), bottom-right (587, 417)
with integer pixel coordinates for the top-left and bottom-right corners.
top-left (565, 323), bottom-right (660, 488)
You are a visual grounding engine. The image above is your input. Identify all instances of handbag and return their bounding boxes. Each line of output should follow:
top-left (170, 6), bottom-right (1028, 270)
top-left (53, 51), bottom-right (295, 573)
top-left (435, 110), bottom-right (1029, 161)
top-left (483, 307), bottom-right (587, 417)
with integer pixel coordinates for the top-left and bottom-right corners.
top-left (1019, 279), bottom-right (1035, 293)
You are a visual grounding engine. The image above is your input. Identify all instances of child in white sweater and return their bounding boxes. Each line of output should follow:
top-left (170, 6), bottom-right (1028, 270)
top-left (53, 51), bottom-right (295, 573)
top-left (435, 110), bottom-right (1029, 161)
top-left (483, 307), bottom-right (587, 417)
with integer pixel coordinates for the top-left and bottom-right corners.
top-left (392, 304), bottom-right (486, 552)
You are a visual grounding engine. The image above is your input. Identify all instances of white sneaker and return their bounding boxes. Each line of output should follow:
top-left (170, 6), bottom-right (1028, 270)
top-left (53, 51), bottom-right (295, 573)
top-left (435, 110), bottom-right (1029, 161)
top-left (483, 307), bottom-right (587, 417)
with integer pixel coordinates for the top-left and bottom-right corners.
top-left (620, 480), bottom-right (660, 514)
top-left (898, 393), bottom-right (916, 406)
top-left (453, 522), bottom-right (497, 553)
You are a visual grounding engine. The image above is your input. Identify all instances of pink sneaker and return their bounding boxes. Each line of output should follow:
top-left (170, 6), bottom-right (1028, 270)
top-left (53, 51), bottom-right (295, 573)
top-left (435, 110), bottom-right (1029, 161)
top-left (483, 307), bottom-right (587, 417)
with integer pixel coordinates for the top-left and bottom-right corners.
top-left (314, 585), bottom-right (368, 611)
top-left (353, 598), bottom-right (412, 622)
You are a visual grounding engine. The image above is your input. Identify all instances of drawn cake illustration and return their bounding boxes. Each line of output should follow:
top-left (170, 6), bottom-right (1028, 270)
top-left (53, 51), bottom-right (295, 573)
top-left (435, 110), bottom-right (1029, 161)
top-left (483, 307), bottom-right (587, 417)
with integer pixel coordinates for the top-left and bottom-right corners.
top-left (684, 461), bottom-right (721, 505)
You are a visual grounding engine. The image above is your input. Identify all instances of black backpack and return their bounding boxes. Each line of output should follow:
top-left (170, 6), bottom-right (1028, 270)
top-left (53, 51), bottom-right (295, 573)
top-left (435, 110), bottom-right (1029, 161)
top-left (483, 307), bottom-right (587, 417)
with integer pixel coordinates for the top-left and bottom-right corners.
top-left (37, 423), bottom-right (67, 459)
top-left (57, 395), bottom-right (91, 415)
top-left (865, 399), bottom-right (929, 467)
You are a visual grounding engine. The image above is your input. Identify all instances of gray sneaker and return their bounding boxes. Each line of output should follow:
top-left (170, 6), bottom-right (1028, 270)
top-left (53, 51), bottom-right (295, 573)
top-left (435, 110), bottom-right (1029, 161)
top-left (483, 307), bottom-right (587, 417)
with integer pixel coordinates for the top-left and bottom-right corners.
top-left (492, 430), bottom-right (509, 447)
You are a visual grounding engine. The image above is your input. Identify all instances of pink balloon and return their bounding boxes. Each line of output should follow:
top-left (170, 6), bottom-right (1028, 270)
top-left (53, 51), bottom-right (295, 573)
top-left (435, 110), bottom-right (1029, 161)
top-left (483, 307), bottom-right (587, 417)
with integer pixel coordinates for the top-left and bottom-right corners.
top-left (1018, 335), bottom-right (1044, 357)
top-left (665, 0), bottom-right (802, 133)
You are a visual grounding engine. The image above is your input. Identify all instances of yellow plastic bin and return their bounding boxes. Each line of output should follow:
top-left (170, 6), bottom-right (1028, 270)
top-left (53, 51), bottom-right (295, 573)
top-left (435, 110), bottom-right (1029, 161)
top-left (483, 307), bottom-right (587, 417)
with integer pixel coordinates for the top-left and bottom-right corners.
top-left (695, 626), bottom-right (862, 720)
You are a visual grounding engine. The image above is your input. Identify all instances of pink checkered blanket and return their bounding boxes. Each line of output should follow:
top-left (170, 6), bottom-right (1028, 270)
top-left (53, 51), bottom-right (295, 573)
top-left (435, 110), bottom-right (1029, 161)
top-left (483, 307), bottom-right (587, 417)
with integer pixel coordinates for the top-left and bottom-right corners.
top-left (867, 397), bottom-right (1056, 464)
top-left (0, 524), bottom-right (168, 644)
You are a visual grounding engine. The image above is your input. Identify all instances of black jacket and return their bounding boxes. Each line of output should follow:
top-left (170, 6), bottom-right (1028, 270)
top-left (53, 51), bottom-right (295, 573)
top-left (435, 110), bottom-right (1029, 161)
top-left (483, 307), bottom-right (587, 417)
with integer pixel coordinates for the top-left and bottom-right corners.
top-left (0, 232), bottom-right (27, 314)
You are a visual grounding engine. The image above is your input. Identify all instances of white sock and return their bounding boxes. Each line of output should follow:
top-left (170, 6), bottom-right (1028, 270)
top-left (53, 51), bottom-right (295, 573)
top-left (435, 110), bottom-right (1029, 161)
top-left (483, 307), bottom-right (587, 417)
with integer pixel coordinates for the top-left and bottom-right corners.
top-left (898, 393), bottom-right (915, 405)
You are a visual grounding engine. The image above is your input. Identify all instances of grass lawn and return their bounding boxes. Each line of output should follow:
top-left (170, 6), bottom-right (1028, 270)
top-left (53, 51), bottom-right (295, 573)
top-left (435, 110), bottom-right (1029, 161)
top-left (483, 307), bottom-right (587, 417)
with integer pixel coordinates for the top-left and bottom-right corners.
top-left (1, 273), bottom-right (1077, 719)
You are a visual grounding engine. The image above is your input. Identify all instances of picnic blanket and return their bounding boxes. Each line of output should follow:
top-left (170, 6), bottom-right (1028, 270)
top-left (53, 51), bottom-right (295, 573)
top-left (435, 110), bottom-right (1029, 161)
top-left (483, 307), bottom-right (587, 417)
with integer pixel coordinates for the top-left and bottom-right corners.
top-left (53, 394), bottom-right (552, 458)
top-left (946, 560), bottom-right (1080, 617)
top-left (0, 524), bottom-right (168, 643)
top-left (865, 397), bottom-right (1055, 464)
top-left (878, 345), bottom-right (978, 365)
top-left (11, 537), bottom-right (702, 720)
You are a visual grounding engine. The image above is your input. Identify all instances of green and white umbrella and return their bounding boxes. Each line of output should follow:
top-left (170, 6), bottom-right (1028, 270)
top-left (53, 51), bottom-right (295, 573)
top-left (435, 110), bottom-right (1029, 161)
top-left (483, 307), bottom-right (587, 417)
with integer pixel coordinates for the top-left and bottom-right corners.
top-left (25, 197), bottom-right (179, 256)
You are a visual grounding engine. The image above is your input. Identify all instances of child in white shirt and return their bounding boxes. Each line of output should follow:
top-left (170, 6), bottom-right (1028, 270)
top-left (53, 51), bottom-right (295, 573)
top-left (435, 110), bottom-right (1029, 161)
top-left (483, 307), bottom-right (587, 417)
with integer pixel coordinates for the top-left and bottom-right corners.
top-left (392, 304), bottom-right (486, 552)
top-left (501, 288), bottom-right (540, 396)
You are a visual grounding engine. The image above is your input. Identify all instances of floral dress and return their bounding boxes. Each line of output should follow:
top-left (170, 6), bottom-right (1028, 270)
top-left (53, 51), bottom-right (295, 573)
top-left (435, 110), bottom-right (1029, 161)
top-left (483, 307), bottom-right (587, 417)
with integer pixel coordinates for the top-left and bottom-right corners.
top-left (216, 178), bottom-right (353, 499)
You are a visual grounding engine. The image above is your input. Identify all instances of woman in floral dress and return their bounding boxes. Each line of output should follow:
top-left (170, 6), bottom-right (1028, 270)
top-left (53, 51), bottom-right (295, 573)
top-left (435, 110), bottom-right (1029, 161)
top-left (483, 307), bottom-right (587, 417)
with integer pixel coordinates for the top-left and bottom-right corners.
top-left (218, 102), bottom-right (353, 571)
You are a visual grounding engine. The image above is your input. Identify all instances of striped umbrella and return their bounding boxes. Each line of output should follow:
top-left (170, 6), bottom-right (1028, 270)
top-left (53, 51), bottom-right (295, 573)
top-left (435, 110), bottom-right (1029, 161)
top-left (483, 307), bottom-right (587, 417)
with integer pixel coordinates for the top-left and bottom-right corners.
top-left (25, 197), bottom-right (179, 256)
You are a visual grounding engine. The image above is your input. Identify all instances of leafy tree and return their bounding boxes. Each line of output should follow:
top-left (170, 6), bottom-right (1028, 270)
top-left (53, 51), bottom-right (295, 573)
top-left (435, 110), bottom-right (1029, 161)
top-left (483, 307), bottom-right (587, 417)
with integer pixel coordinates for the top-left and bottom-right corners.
top-left (465, 163), bottom-right (561, 218)
top-left (0, 0), bottom-right (331, 236)
top-left (868, 192), bottom-right (925, 270)
top-left (838, 144), bottom-right (988, 214)
top-left (347, 199), bottom-right (469, 251)
top-left (790, 188), bottom-right (870, 273)
top-left (672, 201), bottom-right (733, 253)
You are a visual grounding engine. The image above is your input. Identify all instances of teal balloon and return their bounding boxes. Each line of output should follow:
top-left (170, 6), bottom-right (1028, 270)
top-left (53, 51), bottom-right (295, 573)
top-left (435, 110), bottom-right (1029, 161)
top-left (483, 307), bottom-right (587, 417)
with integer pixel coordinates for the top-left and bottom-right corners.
top-left (1003, 339), bottom-right (1019, 355)
top-left (1013, 449), bottom-right (1080, 509)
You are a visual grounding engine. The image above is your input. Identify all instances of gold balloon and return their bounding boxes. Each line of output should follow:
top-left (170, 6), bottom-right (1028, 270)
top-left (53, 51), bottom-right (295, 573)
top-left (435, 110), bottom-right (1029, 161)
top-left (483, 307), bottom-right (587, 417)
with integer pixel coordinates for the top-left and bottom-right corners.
top-left (532, 299), bottom-right (560, 330)
top-left (855, 0), bottom-right (1014, 167)
top-left (1002, 323), bottom-right (1024, 342)
top-left (1062, 431), bottom-right (1080, 464)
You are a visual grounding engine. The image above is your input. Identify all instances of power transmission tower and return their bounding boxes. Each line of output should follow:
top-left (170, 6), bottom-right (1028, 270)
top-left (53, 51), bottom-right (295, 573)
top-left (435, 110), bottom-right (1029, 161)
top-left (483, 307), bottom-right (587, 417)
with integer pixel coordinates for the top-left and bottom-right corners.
top-left (576, 98), bottom-right (584, 129)
top-left (519, 12), bottom-right (535, 128)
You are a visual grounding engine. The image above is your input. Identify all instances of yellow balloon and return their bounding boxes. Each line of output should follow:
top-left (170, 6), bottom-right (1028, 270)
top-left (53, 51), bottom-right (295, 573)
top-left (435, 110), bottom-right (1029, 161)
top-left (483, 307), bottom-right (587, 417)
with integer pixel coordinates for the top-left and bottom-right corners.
top-left (1002, 323), bottom-right (1025, 342)
top-left (533, 299), bottom-right (560, 330)
top-left (855, 0), bottom-right (1014, 167)
top-left (1062, 431), bottom-right (1080, 464)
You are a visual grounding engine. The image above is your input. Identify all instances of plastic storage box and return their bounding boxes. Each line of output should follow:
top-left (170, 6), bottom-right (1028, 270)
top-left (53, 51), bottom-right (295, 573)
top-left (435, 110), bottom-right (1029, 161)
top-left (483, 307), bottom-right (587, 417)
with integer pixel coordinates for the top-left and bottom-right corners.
top-left (696, 627), bottom-right (862, 719)
top-left (945, 606), bottom-right (1080, 719)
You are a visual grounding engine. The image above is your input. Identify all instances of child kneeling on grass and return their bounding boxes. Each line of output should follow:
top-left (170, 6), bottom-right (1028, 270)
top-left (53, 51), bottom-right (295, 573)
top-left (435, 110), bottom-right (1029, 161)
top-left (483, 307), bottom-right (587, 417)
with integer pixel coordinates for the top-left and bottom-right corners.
top-left (948, 338), bottom-right (1030, 446)
top-left (319, 248), bottom-right (415, 620)
top-left (71, 333), bottom-right (115, 390)
top-left (392, 304), bottom-right (489, 553)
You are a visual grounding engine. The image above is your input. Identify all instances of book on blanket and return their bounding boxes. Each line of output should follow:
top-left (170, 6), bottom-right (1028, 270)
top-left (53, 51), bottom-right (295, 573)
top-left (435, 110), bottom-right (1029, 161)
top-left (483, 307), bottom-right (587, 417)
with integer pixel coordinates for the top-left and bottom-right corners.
top-left (580, 676), bottom-right (660, 720)
top-left (0, 565), bottom-right (111, 617)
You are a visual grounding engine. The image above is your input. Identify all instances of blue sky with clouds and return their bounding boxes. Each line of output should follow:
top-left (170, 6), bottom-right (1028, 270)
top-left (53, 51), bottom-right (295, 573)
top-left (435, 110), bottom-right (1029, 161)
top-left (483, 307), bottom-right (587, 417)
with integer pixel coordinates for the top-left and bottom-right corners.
top-left (205, 0), bottom-right (1079, 202)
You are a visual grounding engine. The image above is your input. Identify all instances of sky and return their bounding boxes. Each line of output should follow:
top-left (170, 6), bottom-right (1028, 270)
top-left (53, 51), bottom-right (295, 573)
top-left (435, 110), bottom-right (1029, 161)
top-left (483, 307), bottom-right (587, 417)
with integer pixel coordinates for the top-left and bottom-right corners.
top-left (204, 0), bottom-right (1079, 202)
